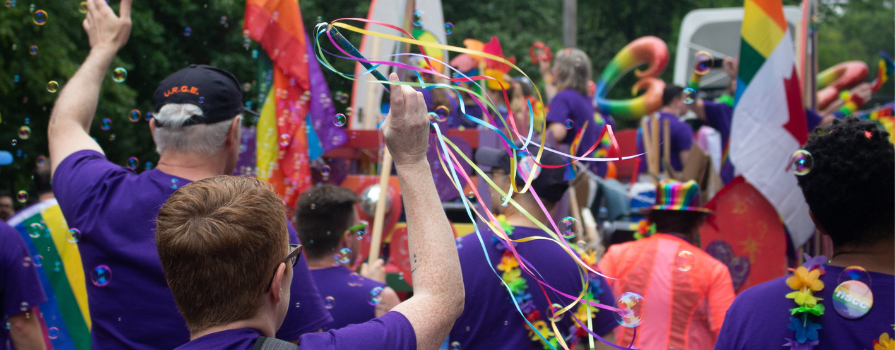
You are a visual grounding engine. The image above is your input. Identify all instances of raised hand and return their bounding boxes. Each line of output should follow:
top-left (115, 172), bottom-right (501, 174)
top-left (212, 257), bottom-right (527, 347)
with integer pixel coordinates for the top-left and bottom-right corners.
top-left (360, 258), bottom-right (386, 283)
top-left (381, 73), bottom-right (430, 166)
top-left (82, 0), bottom-right (132, 53)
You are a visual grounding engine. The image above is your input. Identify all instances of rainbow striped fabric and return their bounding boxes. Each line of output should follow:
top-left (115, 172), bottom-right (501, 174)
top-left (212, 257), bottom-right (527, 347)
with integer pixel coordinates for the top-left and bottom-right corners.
top-left (729, 0), bottom-right (815, 247)
top-left (7, 199), bottom-right (91, 350)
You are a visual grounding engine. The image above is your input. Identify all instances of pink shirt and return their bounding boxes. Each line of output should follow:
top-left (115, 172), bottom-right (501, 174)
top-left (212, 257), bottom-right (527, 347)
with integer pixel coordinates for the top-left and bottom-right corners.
top-left (598, 234), bottom-right (735, 350)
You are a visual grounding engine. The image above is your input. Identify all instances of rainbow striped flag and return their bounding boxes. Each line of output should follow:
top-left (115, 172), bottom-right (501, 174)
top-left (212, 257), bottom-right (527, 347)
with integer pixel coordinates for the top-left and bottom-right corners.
top-left (729, 0), bottom-right (814, 247)
top-left (7, 199), bottom-right (91, 350)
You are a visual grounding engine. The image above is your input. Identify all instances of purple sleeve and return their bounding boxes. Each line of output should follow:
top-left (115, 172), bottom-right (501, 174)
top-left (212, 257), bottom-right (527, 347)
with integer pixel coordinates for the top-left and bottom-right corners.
top-left (591, 276), bottom-right (619, 338)
top-left (298, 311), bottom-right (417, 350)
top-left (805, 109), bottom-right (823, 132)
top-left (53, 150), bottom-right (132, 230)
top-left (545, 93), bottom-right (573, 143)
top-left (1, 222), bottom-right (47, 318)
top-left (702, 101), bottom-right (733, 140)
top-left (276, 223), bottom-right (334, 340)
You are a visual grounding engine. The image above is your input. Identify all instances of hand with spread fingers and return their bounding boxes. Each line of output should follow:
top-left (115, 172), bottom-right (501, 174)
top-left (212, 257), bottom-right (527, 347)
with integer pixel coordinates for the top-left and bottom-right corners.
top-left (381, 73), bottom-right (431, 166)
top-left (82, 0), bottom-right (132, 53)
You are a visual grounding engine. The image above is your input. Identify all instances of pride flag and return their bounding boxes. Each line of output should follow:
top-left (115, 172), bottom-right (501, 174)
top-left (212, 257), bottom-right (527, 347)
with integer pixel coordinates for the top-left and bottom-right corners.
top-left (245, 0), bottom-right (346, 206)
top-left (729, 0), bottom-right (814, 247)
top-left (8, 199), bottom-right (91, 350)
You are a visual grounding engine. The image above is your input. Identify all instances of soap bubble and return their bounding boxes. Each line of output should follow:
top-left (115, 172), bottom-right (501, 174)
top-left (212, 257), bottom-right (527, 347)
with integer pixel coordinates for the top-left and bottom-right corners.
top-left (101, 118), bottom-right (112, 130)
top-left (321, 165), bottom-right (331, 176)
top-left (112, 67), bottom-right (127, 83)
top-left (347, 272), bottom-right (361, 287)
top-left (333, 113), bottom-right (347, 127)
top-left (78, 1), bottom-right (86, 13)
top-left (614, 292), bottom-right (644, 328)
top-left (220, 16), bottom-right (227, 25)
top-left (324, 296), bottom-right (334, 309)
top-left (198, 96), bottom-right (205, 104)
top-left (33, 255), bottom-right (43, 267)
top-left (565, 119), bottom-right (574, 129)
top-left (547, 303), bottom-right (565, 322)
top-left (412, 10), bottom-right (426, 27)
top-left (184, 27), bottom-right (192, 37)
top-left (129, 109), bottom-right (141, 122)
top-left (91, 265), bottom-right (112, 287)
top-left (675, 250), bottom-right (695, 271)
top-left (788, 150), bottom-right (813, 176)
top-left (560, 217), bottom-right (578, 239)
top-left (47, 81), bottom-right (59, 93)
top-left (67, 228), bottom-right (81, 243)
top-left (32, 9), bottom-right (47, 25)
top-left (16, 191), bottom-right (28, 203)
top-left (28, 223), bottom-right (43, 238)
top-left (48, 327), bottom-right (58, 339)
top-left (18, 126), bottom-right (31, 139)
top-left (20, 302), bottom-right (29, 311)
top-left (126, 157), bottom-right (138, 170)
top-left (367, 286), bottom-right (384, 305)
top-left (693, 51), bottom-right (713, 76)
top-left (29, 45), bottom-right (37, 55)
top-left (337, 248), bottom-right (352, 264)
top-left (682, 88), bottom-right (696, 104)
top-left (434, 105), bottom-right (450, 122)
top-left (23, 257), bottom-right (32, 267)
top-left (445, 22), bottom-right (454, 35)
top-left (450, 341), bottom-right (460, 350)
top-left (278, 134), bottom-right (291, 147)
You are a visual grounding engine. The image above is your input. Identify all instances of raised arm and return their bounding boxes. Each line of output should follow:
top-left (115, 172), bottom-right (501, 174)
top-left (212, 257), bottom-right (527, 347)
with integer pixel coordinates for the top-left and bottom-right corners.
top-left (48, 0), bottom-right (132, 177)
top-left (382, 73), bottom-right (464, 350)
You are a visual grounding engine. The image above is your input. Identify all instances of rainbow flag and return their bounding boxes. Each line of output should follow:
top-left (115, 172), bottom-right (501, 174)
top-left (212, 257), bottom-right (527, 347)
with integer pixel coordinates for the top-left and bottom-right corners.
top-left (245, 0), bottom-right (345, 207)
top-left (7, 199), bottom-right (91, 350)
top-left (729, 0), bottom-right (815, 247)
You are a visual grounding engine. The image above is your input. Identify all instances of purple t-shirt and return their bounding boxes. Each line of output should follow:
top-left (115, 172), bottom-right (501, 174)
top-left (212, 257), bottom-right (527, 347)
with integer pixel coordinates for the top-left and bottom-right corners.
top-left (1, 220), bottom-right (47, 349)
top-left (53, 150), bottom-right (332, 350)
top-left (714, 265), bottom-right (894, 350)
top-left (546, 89), bottom-right (606, 176)
top-left (449, 226), bottom-right (617, 349)
top-left (310, 266), bottom-right (386, 330)
top-left (703, 101), bottom-right (824, 184)
top-left (635, 112), bottom-right (694, 172)
top-left (175, 313), bottom-right (416, 350)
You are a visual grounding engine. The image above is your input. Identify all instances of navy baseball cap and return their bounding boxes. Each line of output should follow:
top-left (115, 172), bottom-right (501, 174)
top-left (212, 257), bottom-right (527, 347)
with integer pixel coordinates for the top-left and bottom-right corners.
top-left (475, 144), bottom-right (570, 203)
top-left (152, 64), bottom-right (256, 128)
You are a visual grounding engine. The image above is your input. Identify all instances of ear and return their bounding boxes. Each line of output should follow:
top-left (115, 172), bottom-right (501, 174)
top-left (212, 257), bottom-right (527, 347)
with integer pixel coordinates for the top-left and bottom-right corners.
top-left (808, 210), bottom-right (829, 237)
top-left (226, 116), bottom-right (241, 147)
top-left (269, 263), bottom-right (286, 304)
top-left (339, 230), bottom-right (354, 248)
top-left (149, 118), bottom-right (157, 139)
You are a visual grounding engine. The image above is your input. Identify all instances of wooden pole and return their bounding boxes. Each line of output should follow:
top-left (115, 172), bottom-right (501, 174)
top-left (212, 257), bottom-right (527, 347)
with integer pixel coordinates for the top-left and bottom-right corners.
top-left (368, 148), bottom-right (393, 263)
top-left (562, 0), bottom-right (577, 48)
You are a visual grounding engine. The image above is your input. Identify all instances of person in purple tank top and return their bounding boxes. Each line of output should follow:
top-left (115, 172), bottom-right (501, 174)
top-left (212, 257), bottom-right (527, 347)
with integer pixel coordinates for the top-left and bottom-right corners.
top-left (158, 74), bottom-right (465, 350)
top-left (714, 117), bottom-right (894, 350)
top-left (449, 144), bottom-right (619, 350)
top-left (294, 185), bottom-right (401, 331)
top-left (635, 85), bottom-right (695, 174)
top-left (46, 1), bottom-right (332, 348)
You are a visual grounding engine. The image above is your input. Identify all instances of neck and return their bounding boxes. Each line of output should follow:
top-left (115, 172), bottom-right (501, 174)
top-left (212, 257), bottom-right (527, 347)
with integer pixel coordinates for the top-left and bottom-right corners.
top-left (829, 238), bottom-right (895, 275)
top-left (189, 316), bottom-right (276, 340)
top-left (659, 106), bottom-right (679, 116)
top-left (156, 151), bottom-right (228, 182)
top-left (306, 255), bottom-right (342, 270)
top-left (503, 196), bottom-right (551, 229)
top-left (38, 193), bottom-right (54, 202)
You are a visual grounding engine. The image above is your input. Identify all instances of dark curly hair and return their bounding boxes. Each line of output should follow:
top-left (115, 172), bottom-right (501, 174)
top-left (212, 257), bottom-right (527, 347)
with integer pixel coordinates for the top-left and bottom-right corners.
top-left (797, 117), bottom-right (894, 247)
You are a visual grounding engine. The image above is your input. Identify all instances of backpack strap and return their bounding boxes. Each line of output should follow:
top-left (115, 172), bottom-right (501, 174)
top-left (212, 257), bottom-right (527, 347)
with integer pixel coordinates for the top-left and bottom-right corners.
top-left (253, 336), bottom-right (300, 350)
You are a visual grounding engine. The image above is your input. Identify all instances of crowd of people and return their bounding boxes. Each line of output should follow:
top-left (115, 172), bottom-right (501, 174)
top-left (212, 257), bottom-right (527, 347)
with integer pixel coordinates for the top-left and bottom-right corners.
top-left (2, 0), bottom-right (893, 349)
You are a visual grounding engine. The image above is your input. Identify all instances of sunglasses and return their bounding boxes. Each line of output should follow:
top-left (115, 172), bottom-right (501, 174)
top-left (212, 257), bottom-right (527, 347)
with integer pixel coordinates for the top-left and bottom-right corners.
top-left (264, 244), bottom-right (302, 293)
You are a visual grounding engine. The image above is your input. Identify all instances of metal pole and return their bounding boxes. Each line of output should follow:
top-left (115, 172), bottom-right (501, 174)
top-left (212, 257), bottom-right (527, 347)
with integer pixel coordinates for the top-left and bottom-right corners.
top-left (563, 0), bottom-right (577, 48)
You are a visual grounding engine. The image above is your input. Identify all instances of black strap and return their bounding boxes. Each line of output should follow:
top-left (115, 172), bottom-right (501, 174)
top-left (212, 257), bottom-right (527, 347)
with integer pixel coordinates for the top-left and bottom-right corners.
top-left (253, 336), bottom-right (300, 350)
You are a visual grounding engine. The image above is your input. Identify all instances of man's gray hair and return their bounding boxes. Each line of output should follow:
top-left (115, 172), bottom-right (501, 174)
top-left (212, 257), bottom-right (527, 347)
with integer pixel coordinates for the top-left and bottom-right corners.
top-left (153, 103), bottom-right (238, 156)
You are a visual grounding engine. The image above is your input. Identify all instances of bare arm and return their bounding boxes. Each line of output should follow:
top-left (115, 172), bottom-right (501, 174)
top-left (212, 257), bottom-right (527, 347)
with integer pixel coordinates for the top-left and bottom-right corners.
top-left (8, 308), bottom-right (46, 350)
top-left (48, 0), bottom-right (132, 177)
top-left (360, 258), bottom-right (386, 283)
top-left (382, 73), bottom-right (464, 350)
top-left (679, 149), bottom-right (690, 168)
top-left (548, 122), bottom-right (568, 143)
top-left (374, 287), bottom-right (402, 318)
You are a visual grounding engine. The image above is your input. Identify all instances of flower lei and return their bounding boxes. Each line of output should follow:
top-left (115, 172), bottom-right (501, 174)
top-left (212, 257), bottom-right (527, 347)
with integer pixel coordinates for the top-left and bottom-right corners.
top-left (875, 332), bottom-right (895, 350)
top-left (492, 215), bottom-right (603, 349)
top-left (783, 254), bottom-right (828, 350)
top-left (632, 219), bottom-right (655, 240)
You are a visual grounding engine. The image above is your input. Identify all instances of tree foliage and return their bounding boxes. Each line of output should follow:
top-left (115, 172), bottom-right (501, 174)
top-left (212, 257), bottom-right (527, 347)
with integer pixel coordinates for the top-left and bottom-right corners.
top-left (1, 0), bottom-right (891, 207)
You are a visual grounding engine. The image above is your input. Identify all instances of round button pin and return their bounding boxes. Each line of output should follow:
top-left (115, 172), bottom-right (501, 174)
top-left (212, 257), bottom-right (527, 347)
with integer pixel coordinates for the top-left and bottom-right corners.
top-left (832, 280), bottom-right (873, 320)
